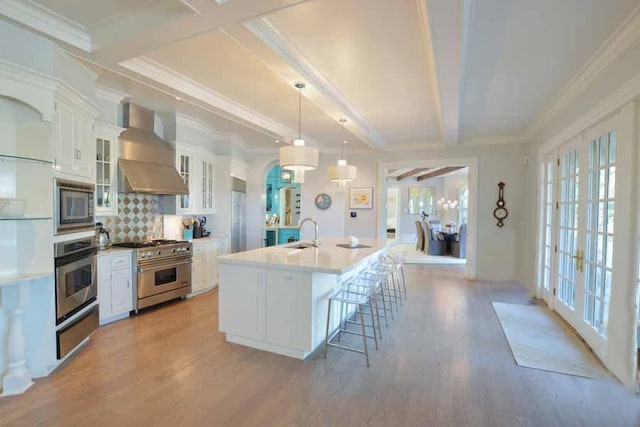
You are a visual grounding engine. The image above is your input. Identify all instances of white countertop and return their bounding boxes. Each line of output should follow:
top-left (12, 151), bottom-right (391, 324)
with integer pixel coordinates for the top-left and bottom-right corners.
top-left (97, 246), bottom-right (134, 256)
top-left (191, 235), bottom-right (229, 244)
top-left (265, 225), bottom-right (300, 230)
top-left (217, 237), bottom-right (388, 274)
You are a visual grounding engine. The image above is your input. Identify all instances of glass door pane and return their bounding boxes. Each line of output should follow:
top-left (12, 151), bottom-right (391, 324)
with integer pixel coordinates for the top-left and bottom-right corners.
top-left (583, 131), bottom-right (616, 335)
top-left (541, 156), bottom-right (556, 307)
top-left (557, 148), bottom-right (579, 310)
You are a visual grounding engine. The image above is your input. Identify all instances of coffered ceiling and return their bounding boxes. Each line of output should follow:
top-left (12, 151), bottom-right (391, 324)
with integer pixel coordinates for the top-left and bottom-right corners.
top-left (2, 0), bottom-right (639, 152)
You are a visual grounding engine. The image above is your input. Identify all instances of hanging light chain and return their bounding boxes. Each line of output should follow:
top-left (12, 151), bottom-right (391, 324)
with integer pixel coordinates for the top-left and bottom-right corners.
top-left (340, 118), bottom-right (347, 161)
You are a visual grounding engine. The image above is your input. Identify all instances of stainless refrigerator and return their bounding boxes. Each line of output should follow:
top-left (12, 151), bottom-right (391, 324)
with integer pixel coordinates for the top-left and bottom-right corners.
top-left (231, 177), bottom-right (247, 253)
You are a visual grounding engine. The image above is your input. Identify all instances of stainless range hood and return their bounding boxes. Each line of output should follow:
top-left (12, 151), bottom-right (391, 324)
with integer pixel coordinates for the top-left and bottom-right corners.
top-left (118, 103), bottom-right (188, 195)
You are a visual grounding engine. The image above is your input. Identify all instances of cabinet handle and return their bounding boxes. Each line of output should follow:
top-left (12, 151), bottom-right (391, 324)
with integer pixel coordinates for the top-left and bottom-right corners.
top-left (127, 280), bottom-right (130, 289)
top-left (282, 275), bottom-right (294, 280)
top-left (78, 150), bottom-right (82, 160)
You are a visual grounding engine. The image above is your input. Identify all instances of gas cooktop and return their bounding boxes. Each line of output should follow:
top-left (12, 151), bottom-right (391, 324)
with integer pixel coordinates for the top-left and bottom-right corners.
top-left (114, 239), bottom-right (185, 249)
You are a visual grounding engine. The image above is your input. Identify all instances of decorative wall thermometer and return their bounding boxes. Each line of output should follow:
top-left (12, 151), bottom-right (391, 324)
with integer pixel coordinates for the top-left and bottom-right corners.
top-left (493, 182), bottom-right (508, 227)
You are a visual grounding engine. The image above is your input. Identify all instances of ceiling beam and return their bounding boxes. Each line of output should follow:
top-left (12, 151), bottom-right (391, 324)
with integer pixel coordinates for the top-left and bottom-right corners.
top-left (396, 168), bottom-right (430, 181)
top-left (419, 0), bottom-right (475, 145)
top-left (416, 166), bottom-right (464, 181)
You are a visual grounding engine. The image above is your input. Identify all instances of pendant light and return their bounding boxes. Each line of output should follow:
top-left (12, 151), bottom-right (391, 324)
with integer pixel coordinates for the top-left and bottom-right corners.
top-left (279, 82), bottom-right (319, 184)
top-left (328, 118), bottom-right (357, 183)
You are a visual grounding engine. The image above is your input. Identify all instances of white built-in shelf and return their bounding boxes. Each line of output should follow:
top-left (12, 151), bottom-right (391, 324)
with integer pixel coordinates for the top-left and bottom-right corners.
top-left (0, 154), bottom-right (52, 165)
top-left (0, 272), bottom-right (52, 287)
top-left (0, 216), bottom-right (51, 221)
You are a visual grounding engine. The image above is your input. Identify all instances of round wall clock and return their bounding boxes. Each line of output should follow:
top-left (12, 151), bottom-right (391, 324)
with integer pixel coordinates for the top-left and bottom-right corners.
top-left (315, 193), bottom-right (332, 210)
top-left (493, 182), bottom-right (508, 227)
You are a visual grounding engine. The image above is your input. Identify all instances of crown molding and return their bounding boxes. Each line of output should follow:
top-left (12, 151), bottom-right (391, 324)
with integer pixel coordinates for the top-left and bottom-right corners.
top-left (94, 84), bottom-right (129, 104)
top-left (0, 0), bottom-right (91, 51)
top-left (174, 112), bottom-right (251, 152)
top-left (175, 112), bottom-right (215, 137)
top-left (529, 3), bottom-right (640, 138)
top-left (243, 17), bottom-right (388, 151)
top-left (0, 58), bottom-right (99, 120)
top-left (93, 121), bottom-right (125, 136)
top-left (118, 56), bottom-right (309, 145)
top-left (540, 69), bottom-right (640, 154)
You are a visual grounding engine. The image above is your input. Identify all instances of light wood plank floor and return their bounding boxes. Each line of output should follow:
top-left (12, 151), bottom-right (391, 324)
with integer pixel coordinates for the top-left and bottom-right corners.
top-left (0, 265), bottom-right (639, 427)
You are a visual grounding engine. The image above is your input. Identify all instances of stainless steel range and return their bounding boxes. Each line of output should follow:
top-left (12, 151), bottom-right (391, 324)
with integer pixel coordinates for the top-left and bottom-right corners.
top-left (114, 239), bottom-right (192, 312)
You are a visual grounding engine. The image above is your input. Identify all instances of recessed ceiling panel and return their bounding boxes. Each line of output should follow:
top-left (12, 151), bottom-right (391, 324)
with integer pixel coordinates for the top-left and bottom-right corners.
top-left (263, 0), bottom-right (441, 146)
top-left (143, 30), bottom-right (370, 151)
top-left (33, 0), bottom-right (152, 27)
top-left (461, 0), bottom-right (640, 140)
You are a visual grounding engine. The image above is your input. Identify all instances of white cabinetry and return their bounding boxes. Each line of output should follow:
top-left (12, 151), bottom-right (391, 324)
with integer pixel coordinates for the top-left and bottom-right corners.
top-left (201, 156), bottom-right (215, 214)
top-left (191, 237), bottom-right (228, 295)
top-left (53, 99), bottom-right (97, 181)
top-left (94, 123), bottom-right (124, 216)
top-left (191, 244), bottom-right (207, 294)
top-left (170, 144), bottom-right (215, 214)
top-left (176, 147), bottom-right (194, 213)
top-left (219, 265), bottom-right (266, 341)
top-left (97, 251), bottom-right (133, 325)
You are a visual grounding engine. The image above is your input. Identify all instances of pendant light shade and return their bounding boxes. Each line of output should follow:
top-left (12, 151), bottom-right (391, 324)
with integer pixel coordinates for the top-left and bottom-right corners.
top-left (279, 83), bottom-right (318, 176)
top-left (328, 118), bottom-right (357, 183)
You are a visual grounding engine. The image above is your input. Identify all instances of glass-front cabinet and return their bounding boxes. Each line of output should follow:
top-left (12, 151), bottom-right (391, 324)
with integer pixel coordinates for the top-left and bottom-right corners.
top-left (178, 150), bottom-right (193, 213)
top-left (201, 156), bottom-right (214, 214)
top-left (94, 123), bottom-right (123, 216)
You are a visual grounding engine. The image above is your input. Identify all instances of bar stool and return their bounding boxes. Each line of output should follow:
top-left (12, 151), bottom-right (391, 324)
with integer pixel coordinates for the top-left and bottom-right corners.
top-left (373, 259), bottom-right (402, 312)
top-left (324, 284), bottom-right (379, 367)
top-left (343, 272), bottom-right (384, 339)
top-left (385, 252), bottom-right (408, 300)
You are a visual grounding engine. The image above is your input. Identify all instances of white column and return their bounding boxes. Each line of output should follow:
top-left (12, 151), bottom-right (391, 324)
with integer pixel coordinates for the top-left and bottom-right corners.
top-left (1, 281), bottom-right (33, 396)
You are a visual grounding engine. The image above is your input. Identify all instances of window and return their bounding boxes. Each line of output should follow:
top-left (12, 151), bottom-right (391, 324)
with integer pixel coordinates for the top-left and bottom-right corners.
top-left (542, 159), bottom-right (554, 291)
top-left (407, 187), bottom-right (436, 215)
top-left (458, 186), bottom-right (468, 225)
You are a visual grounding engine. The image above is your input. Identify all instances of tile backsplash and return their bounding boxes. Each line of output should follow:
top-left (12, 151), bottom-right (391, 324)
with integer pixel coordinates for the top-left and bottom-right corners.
top-left (98, 194), bottom-right (163, 242)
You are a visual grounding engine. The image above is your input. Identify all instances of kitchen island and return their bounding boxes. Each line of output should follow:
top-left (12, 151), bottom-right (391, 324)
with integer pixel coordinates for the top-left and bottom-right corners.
top-left (217, 237), bottom-right (388, 359)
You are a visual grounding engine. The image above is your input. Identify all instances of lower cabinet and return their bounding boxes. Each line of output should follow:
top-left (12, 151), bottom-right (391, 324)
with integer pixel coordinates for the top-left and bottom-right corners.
top-left (97, 251), bottom-right (134, 325)
top-left (191, 245), bottom-right (207, 294)
top-left (191, 237), bottom-right (229, 295)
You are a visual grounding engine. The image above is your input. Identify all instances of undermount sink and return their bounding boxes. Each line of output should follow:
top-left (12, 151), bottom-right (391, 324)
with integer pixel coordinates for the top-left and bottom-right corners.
top-left (287, 242), bottom-right (316, 249)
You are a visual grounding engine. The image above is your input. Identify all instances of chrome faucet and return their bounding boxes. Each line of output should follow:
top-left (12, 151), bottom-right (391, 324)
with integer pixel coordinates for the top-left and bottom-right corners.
top-left (299, 217), bottom-right (319, 247)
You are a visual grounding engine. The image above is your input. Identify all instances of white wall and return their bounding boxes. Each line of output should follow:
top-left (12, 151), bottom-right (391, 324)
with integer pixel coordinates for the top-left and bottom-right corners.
top-left (246, 142), bottom-right (529, 282)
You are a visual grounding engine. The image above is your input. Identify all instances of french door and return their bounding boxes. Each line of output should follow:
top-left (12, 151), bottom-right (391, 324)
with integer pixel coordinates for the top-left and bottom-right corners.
top-left (551, 120), bottom-right (618, 353)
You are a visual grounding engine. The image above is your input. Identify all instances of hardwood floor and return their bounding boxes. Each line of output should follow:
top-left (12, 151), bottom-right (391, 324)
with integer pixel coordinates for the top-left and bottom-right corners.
top-left (0, 265), bottom-right (639, 427)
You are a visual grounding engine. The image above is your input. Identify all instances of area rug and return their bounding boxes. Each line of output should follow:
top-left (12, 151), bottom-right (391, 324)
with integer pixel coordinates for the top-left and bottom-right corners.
top-left (388, 243), bottom-right (466, 265)
top-left (492, 302), bottom-right (609, 379)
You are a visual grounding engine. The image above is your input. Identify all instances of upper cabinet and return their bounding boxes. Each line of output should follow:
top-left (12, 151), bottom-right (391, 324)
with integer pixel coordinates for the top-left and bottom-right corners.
top-left (201, 155), bottom-right (215, 214)
top-left (176, 146), bottom-right (195, 214)
top-left (171, 143), bottom-right (215, 215)
top-left (94, 122), bottom-right (124, 216)
top-left (52, 97), bottom-right (99, 182)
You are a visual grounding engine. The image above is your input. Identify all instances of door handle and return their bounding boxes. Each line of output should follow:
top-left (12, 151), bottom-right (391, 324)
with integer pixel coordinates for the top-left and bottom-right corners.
top-left (573, 250), bottom-right (585, 272)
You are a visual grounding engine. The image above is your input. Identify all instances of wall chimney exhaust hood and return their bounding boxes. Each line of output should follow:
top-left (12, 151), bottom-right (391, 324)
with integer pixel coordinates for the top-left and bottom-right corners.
top-left (118, 103), bottom-right (188, 195)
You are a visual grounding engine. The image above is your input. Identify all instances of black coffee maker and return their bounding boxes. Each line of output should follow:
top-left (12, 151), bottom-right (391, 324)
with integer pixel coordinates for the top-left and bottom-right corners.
top-left (193, 217), bottom-right (211, 238)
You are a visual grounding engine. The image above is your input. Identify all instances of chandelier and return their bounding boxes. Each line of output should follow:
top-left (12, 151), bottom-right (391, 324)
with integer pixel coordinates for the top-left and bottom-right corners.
top-left (437, 198), bottom-right (459, 210)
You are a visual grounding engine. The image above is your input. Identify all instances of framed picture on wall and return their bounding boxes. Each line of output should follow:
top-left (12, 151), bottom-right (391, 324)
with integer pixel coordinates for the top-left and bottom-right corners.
top-left (350, 187), bottom-right (373, 209)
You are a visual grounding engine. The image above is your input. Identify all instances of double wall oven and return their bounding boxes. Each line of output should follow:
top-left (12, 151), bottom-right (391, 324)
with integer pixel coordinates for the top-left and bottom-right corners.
top-left (54, 236), bottom-right (99, 359)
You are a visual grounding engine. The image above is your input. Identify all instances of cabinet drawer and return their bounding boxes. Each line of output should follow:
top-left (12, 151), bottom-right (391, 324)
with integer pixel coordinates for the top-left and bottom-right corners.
top-left (110, 254), bottom-right (131, 269)
top-left (193, 246), bottom-right (206, 255)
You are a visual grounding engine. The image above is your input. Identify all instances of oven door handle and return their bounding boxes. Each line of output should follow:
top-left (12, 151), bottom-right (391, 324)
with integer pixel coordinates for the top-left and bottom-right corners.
top-left (137, 259), bottom-right (192, 273)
